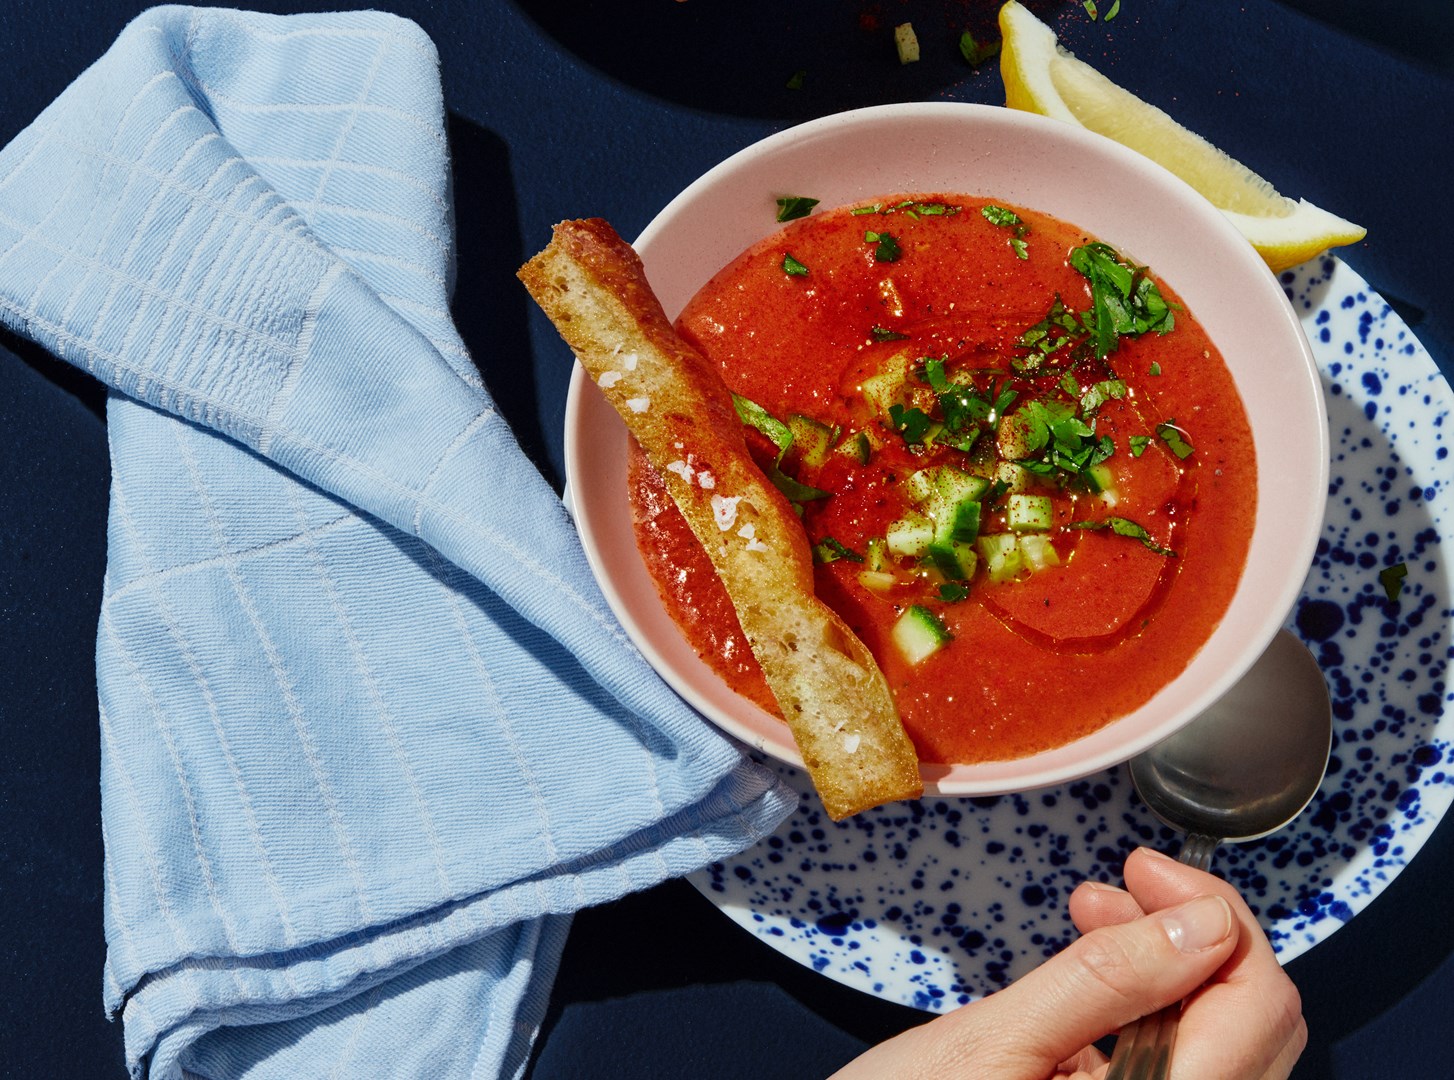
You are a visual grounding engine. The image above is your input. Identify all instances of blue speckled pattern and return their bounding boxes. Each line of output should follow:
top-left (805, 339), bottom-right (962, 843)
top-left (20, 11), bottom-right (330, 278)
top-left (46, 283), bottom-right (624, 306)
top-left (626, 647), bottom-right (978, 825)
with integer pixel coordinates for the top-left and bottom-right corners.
top-left (688, 256), bottom-right (1454, 1012)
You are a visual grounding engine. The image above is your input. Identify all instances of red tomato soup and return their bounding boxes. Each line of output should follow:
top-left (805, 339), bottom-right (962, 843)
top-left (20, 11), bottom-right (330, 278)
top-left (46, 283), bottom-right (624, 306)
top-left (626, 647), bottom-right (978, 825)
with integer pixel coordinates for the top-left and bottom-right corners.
top-left (628, 195), bottom-right (1256, 764)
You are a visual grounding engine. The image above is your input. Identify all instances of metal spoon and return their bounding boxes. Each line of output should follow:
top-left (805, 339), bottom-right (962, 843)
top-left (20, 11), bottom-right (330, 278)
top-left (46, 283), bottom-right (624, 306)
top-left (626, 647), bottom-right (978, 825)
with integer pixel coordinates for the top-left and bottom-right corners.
top-left (1105, 628), bottom-right (1333, 1080)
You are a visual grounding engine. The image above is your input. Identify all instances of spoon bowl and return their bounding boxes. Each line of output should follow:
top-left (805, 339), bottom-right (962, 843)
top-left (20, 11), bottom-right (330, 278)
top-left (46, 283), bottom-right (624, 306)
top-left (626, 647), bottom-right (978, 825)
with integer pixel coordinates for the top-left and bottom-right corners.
top-left (1129, 628), bottom-right (1333, 846)
top-left (1106, 628), bottom-right (1333, 1080)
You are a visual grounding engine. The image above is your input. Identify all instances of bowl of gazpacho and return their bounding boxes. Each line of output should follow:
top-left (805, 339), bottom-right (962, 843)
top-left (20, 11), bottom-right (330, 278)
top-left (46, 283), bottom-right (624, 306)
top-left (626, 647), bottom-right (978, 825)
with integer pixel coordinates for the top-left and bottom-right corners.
top-left (563, 102), bottom-right (1328, 797)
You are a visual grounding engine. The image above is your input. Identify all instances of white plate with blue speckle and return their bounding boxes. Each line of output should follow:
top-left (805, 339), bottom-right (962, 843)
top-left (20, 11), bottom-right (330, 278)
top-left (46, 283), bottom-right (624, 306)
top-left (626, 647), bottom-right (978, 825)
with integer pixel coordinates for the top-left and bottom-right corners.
top-left (689, 256), bottom-right (1454, 1011)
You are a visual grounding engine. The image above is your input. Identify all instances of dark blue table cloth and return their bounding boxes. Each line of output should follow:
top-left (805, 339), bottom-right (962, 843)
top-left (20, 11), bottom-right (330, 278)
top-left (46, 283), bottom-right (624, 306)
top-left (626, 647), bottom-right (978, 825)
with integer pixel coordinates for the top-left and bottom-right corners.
top-left (3, 2), bottom-right (1452, 1077)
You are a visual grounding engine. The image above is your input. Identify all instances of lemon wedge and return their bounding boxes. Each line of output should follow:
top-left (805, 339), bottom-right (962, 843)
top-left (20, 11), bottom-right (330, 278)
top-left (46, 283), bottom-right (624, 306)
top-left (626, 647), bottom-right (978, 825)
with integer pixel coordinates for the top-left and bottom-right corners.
top-left (997, 0), bottom-right (1364, 272)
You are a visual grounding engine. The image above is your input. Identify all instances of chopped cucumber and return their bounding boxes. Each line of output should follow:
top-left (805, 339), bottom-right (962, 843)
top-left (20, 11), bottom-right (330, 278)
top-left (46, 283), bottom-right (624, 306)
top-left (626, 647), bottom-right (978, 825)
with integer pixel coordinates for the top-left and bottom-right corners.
top-left (892, 604), bottom-right (952, 665)
top-left (1085, 462), bottom-right (1119, 503)
top-left (856, 569), bottom-right (898, 594)
top-left (864, 536), bottom-right (888, 572)
top-left (1007, 493), bottom-right (1053, 533)
top-left (885, 512), bottom-right (935, 557)
top-left (904, 465), bottom-right (990, 508)
top-left (997, 414), bottom-right (1034, 460)
top-left (926, 540), bottom-right (979, 582)
top-left (932, 467), bottom-right (991, 504)
top-left (902, 468), bottom-right (937, 504)
top-left (787, 414), bottom-right (837, 468)
top-left (977, 533), bottom-right (1024, 582)
top-left (994, 460), bottom-right (1032, 494)
top-left (834, 429), bottom-right (872, 464)
top-left (926, 493), bottom-right (981, 544)
top-left (1018, 533), bottom-right (1061, 571)
top-left (859, 367), bottom-right (908, 418)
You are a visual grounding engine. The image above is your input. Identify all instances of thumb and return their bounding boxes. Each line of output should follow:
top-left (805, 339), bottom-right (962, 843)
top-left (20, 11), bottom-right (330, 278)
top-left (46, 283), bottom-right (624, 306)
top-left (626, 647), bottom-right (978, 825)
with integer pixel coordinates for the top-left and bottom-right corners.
top-left (961, 893), bottom-right (1239, 1075)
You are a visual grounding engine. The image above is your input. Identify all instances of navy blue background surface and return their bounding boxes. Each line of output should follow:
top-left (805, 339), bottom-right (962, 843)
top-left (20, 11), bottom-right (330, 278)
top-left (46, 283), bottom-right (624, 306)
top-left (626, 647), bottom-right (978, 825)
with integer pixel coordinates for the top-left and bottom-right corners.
top-left (2, 2), bottom-right (1452, 1077)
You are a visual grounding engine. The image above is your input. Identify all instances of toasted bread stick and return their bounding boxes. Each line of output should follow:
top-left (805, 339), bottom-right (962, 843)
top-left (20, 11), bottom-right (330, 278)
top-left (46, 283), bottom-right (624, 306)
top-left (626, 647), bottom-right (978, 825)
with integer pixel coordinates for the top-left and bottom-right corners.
top-left (519, 218), bottom-right (923, 819)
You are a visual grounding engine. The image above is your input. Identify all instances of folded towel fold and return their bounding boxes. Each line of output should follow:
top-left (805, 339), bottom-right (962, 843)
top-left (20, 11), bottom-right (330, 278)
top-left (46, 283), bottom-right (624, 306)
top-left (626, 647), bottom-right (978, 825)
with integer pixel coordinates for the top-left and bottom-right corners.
top-left (0, 7), bottom-right (795, 1077)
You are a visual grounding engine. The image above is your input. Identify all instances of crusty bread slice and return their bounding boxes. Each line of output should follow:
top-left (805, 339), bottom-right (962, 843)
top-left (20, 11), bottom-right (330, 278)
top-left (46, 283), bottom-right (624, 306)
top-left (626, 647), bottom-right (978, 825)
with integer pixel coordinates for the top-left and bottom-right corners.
top-left (519, 218), bottom-right (923, 820)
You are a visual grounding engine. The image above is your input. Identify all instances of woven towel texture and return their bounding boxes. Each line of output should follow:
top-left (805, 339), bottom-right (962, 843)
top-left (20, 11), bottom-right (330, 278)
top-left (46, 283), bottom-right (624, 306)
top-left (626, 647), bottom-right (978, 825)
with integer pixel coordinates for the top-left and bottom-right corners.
top-left (0, 7), bottom-right (794, 1077)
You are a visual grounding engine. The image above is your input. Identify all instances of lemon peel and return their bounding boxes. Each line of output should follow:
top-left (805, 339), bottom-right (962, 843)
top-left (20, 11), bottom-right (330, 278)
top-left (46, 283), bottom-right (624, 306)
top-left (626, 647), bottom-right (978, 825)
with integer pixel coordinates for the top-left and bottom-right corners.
top-left (997, 0), bottom-right (1364, 272)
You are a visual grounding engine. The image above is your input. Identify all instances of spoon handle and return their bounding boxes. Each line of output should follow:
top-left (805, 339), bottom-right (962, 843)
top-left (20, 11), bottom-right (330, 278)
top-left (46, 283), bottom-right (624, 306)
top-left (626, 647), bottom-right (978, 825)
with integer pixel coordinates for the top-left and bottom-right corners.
top-left (1103, 836), bottom-right (1223, 1080)
top-left (1180, 832), bottom-right (1219, 872)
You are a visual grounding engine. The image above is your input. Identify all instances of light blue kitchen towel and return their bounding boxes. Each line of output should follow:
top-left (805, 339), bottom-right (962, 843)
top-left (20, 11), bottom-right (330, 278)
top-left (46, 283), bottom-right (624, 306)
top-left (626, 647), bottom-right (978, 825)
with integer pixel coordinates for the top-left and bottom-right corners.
top-left (0, 7), bottom-right (797, 1078)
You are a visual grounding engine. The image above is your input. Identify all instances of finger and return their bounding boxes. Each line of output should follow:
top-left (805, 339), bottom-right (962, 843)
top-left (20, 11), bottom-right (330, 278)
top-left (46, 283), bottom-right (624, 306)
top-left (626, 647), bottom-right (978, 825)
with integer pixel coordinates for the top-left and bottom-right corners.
top-left (1123, 848), bottom-right (1283, 974)
top-left (1259, 1016), bottom-right (1309, 1080)
top-left (1055, 1043), bottom-right (1109, 1077)
top-left (1168, 971), bottom-right (1304, 1080)
top-left (825, 896), bottom-right (1239, 1080)
top-left (1069, 879), bottom-right (1144, 933)
top-left (1119, 849), bottom-right (1306, 1080)
top-left (939, 893), bottom-right (1239, 1076)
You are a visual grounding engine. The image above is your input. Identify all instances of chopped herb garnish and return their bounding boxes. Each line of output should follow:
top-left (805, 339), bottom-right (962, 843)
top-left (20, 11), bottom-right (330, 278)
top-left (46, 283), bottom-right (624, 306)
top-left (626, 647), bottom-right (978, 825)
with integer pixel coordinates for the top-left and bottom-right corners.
top-left (1015, 294), bottom-right (1082, 370)
top-left (938, 581), bottom-right (970, 602)
top-left (1149, 361), bottom-right (1162, 376)
top-left (1012, 397), bottom-right (1115, 484)
top-left (772, 470), bottom-right (832, 503)
top-left (781, 252), bottom-right (809, 276)
top-left (1155, 420), bottom-right (1195, 459)
top-left (959, 30), bottom-right (1002, 67)
top-left (785, 69), bottom-right (806, 90)
top-left (888, 402), bottom-right (935, 446)
top-left (1068, 242), bottom-right (1177, 360)
top-left (930, 362), bottom-right (1015, 428)
top-left (1079, 378), bottom-right (1127, 415)
top-left (733, 393), bottom-right (793, 456)
top-left (731, 393), bottom-right (830, 502)
top-left (870, 324), bottom-right (910, 342)
top-left (1070, 516), bottom-right (1177, 557)
top-left (865, 230), bottom-right (902, 262)
top-left (983, 204), bottom-right (1032, 259)
top-left (981, 205), bottom-right (1021, 228)
top-left (775, 195), bottom-right (819, 222)
top-left (1379, 561), bottom-right (1408, 601)
top-left (813, 537), bottom-right (865, 564)
top-left (1128, 434), bottom-right (1152, 457)
top-left (893, 358), bottom-right (1018, 455)
top-left (853, 201), bottom-right (959, 220)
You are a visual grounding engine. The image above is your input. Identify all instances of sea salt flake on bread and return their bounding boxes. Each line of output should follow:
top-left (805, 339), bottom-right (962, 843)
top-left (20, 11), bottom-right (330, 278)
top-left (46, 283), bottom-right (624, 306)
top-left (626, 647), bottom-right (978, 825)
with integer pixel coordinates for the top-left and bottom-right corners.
top-left (518, 218), bottom-right (923, 820)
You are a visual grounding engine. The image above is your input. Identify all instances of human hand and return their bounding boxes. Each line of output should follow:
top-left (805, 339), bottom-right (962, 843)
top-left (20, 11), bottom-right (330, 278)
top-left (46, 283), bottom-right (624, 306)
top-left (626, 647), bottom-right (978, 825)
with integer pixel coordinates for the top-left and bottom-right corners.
top-left (828, 847), bottom-right (1305, 1080)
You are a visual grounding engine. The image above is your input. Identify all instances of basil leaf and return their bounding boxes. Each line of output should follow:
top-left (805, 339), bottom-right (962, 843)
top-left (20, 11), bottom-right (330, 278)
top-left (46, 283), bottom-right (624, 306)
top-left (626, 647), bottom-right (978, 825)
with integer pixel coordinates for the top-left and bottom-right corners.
top-left (730, 395), bottom-right (831, 503)
top-left (781, 252), bottom-right (809, 276)
top-left (958, 30), bottom-right (1001, 67)
top-left (813, 537), bottom-right (864, 564)
top-left (1156, 420), bottom-right (1195, 459)
top-left (981, 205), bottom-right (1020, 227)
top-left (775, 195), bottom-right (818, 222)
top-left (1379, 561), bottom-right (1408, 602)
top-left (770, 468), bottom-right (831, 503)
top-left (888, 403), bottom-right (935, 446)
top-left (1069, 516), bottom-right (1177, 557)
top-left (938, 581), bottom-right (970, 602)
top-left (732, 393), bottom-right (793, 461)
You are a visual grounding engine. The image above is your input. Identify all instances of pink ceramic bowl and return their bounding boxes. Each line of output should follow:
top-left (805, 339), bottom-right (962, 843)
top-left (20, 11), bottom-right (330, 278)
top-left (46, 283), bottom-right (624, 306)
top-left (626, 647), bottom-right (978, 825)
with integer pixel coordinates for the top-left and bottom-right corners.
top-left (564, 102), bottom-right (1328, 796)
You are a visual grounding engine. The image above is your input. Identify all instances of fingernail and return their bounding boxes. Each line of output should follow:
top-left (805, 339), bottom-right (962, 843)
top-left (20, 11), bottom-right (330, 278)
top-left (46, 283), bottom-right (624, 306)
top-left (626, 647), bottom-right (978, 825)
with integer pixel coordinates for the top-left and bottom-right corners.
top-left (1081, 880), bottom-right (1128, 894)
top-left (1159, 895), bottom-right (1232, 953)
